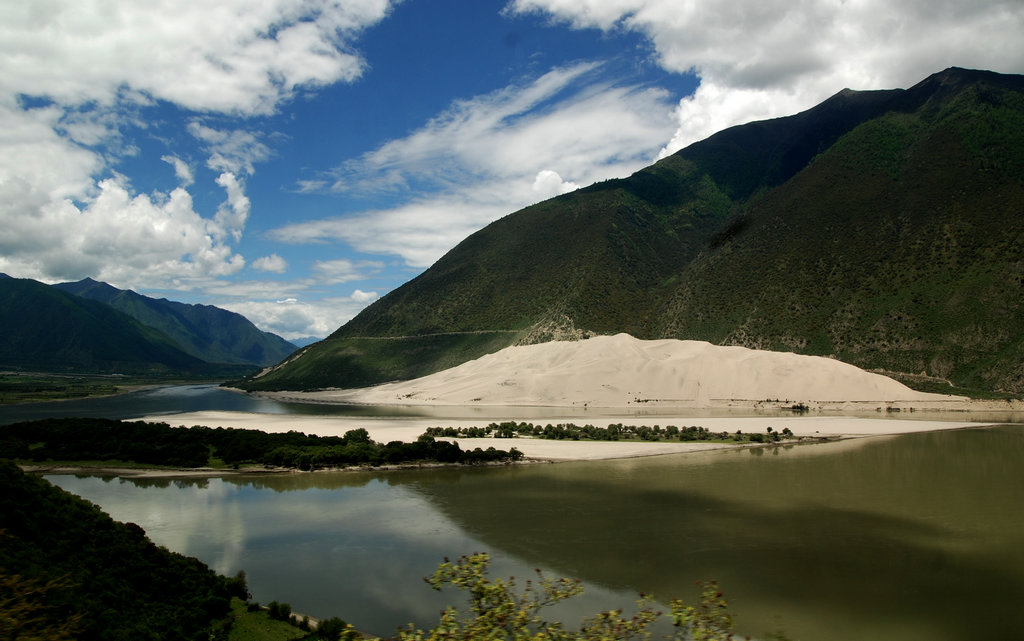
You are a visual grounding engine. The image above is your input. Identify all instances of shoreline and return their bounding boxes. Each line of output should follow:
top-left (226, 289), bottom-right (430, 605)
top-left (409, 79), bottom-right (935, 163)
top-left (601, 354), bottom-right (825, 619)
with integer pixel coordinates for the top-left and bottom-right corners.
top-left (248, 388), bottom-right (1024, 414)
top-left (138, 408), bottom-right (998, 463)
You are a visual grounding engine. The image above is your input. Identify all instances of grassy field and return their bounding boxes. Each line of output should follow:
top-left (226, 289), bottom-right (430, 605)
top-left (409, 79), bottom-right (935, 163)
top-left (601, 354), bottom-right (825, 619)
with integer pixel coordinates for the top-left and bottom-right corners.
top-left (0, 372), bottom-right (128, 405)
top-left (225, 599), bottom-right (310, 641)
top-left (0, 371), bottom-right (226, 405)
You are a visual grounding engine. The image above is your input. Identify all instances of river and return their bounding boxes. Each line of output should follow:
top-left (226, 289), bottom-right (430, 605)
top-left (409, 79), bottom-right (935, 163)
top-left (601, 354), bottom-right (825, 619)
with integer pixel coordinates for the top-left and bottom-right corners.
top-left (6, 385), bottom-right (1023, 639)
top-left (36, 415), bottom-right (1024, 641)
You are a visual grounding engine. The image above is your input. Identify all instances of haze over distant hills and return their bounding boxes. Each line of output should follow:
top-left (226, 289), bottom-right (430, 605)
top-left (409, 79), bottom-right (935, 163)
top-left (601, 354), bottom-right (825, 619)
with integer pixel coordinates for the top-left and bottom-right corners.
top-left (54, 278), bottom-right (296, 367)
top-left (240, 67), bottom-right (1024, 395)
top-left (0, 274), bottom-right (295, 376)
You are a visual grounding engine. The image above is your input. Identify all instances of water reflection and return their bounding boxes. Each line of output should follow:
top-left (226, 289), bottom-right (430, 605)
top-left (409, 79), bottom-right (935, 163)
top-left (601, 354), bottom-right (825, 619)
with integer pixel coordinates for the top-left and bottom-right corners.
top-left (399, 427), bottom-right (1024, 641)
top-left (45, 470), bottom-right (645, 637)
top-left (44, 426), bottom-right (1024, 641)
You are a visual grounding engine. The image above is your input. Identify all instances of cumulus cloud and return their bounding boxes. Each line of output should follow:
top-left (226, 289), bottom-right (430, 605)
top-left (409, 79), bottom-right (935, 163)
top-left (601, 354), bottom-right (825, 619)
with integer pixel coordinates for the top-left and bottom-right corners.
top-left (252, 254), bottom-right (289, 273)
top-left (213, 172), bottom-right (251, 243)
top-left (162, 155), bottom-right (195, 186)
top-left (187, 122), bottom-right (272, 176)
top-left (276, 63), bottom-right (678, 266)
top-left (0, 0), bottom-right (395, 289)
top-left (509, 0), bottom-right (1024, 152)
top-left (0, 0), bottom-right (394, 115)
top-left (222, 290), bottom-right (379, 340)
top-left (0, 174), bottom-right (244, 286)
top-left (532, 170), bottom-right (580, 198)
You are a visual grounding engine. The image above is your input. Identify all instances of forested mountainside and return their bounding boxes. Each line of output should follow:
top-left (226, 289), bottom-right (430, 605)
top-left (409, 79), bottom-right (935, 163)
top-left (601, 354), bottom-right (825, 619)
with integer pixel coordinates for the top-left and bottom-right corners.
top-left (56, 278), bottom-right (296, 366)
top-left (0, 275), bottom-right (209, 375)
top-left (0, 275), bottom-right (284, 376)
top-left (239, 68), bottom-right (1024, 395)
top-left (0, 460), bottom-right (243, 640)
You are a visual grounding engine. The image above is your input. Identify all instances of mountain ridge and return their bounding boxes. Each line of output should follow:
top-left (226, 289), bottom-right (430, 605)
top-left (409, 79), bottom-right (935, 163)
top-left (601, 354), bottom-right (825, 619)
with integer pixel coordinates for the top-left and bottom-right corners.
top-left (55, 277), bottom-right (296, 366)
top-left (0, 275), bottom-right (294, 376)
top-left (228, 67), bottom-right (1024, 395)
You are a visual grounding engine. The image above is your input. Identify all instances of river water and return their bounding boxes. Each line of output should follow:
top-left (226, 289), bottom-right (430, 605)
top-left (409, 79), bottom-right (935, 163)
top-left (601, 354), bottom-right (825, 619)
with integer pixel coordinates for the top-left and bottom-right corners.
top-left (35, 418), bottom-right (1023, 641)
top-left (6, 385), bottom-right (1023, 639)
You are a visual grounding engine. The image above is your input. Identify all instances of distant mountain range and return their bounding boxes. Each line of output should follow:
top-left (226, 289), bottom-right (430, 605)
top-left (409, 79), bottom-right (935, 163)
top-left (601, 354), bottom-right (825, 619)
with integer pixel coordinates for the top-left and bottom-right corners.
top-left (240, 67), bottom-right (1024, 395)
top-left (0, 274), bottom-right (296, 376)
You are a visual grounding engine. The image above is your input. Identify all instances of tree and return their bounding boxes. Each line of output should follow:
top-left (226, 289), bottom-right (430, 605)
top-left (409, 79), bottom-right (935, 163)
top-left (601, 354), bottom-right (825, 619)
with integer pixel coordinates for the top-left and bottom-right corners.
top-left (0, 571), bottom-right (83, 641)
top-left (317, 616), bottom-right (357, 641)
top-left (390, 553), bottom-right (738, 641)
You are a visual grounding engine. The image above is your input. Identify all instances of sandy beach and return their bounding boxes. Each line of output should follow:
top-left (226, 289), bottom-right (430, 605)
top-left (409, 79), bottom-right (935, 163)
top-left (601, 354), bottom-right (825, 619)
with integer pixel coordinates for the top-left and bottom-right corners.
top-left (142, 336), bottom-right (1021, 462)
top-left (144, 409), bottom-right (994, 462)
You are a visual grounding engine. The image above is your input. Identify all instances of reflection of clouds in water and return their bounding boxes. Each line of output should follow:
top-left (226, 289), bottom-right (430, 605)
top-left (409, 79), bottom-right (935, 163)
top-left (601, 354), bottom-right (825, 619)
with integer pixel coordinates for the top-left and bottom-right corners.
top-left (45, 472), bottom-right (648, 635)
top-left (46, 476), bottom-right (247, 574)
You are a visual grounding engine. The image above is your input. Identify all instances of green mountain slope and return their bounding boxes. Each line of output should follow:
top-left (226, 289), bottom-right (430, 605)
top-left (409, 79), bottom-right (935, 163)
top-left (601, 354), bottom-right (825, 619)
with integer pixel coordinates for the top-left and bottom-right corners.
top-left (55, 278), bottom-right (297, 366)
top-left (0, 460), bottom-right (239, 640)
top-left (242, 67), bottom-right (1024, 394)
top-left (656, 69), bottom-right (1024, 393)
top-left (0, 276), bottom-right (248, 376)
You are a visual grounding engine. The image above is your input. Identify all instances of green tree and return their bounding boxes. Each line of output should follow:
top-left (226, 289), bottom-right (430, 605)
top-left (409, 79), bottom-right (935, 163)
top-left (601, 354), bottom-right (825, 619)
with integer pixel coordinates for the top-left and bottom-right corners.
top-left (391, 553), bottom-right (738, 641)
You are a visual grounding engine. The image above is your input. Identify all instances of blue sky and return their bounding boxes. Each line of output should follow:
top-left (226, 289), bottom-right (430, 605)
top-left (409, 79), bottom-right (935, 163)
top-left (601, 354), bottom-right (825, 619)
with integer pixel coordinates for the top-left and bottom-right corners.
top-left (2, 0), bottom-right (1022, 341)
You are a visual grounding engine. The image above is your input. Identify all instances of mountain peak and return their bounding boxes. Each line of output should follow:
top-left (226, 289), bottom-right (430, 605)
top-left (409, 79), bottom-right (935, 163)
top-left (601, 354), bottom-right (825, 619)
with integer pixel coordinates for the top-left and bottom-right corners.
top-left (221, 68), bottom-right (1024, 395)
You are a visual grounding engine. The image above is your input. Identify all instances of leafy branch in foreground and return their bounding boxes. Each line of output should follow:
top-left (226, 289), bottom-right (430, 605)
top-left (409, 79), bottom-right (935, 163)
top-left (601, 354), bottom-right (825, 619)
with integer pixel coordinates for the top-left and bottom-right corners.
top-left (390, 553), bottom-right (740, 641)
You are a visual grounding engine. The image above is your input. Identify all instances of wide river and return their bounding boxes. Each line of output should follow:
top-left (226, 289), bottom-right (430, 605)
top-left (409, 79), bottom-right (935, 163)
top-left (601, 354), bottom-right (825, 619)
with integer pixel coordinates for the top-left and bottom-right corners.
top-left (7, 386), bottom-right (1024, 640)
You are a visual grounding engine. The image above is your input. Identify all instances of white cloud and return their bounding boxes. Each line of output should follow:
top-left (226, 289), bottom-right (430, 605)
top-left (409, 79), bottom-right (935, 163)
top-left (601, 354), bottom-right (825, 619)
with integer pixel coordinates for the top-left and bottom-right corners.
top-left (213, 172), bottom-right (250, 243)
top-left (532, 169), bottom-right (579, 198)
top-left (0, 0), bottom-right (395, 115)
top-left (0, 174), bottom-right (245, 286)
top-left (273, 196), bottom-right (507, 268)
top-left (0, 0), bottom-right (395, 290)
top-left (222, 290), bottom-right (380, 339)
top-left (350, 289), bottom-right (378, 303)
top-left (509, 0), bottom-right (1024, 153)
top-left (276, 63), bottom-right (678, 267)
top-left (187, 122), bottom-right (271, 176)
top-left (252, 254), bottom-right (289, 273)
top-left (312, 258), bottom-right (385, 284)
top-left (162, 155), bottom-right (195, 186)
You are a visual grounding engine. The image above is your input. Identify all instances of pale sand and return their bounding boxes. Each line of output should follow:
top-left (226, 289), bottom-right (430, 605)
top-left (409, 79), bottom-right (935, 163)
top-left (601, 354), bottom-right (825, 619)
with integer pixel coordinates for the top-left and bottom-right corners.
top-left (274, 334), bottom-right (965, 408)
top-left (149, 336), bottom-right (1017, 462)
top-left (145, 410), bottom-right (988, 462)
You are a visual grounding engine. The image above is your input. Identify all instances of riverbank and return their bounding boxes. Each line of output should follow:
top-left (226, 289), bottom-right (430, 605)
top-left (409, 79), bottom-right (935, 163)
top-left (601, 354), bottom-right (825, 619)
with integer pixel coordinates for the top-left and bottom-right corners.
top-left (144, 410), bottom-right (987, 462)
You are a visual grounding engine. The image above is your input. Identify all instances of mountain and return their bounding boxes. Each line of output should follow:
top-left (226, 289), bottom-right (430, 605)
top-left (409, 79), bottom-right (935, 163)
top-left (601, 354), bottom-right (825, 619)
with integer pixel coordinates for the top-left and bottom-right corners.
top-left (239, 68), bottom-right (1024, 395)
top-left (288, 335), bottom-right (323, 348)
top-left (0, 275), bottom-right (218, 375)
top-left (55, 278), bottom-right (297, 366)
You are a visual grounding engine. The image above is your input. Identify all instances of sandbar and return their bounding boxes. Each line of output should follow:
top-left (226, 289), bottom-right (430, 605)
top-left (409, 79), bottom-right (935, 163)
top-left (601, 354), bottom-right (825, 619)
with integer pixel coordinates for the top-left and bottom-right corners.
top-left (144, 410), bottom-right (992, 462)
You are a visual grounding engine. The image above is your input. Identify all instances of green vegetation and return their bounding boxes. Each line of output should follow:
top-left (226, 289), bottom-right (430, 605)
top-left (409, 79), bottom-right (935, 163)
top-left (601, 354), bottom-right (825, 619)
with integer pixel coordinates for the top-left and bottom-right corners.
top-left (1, 460), bottom-right (747, 641)
top-left (239, 68), bottom-right (1024, 395)
top-left (425, 421), bottom-right (797, 444)
top-left (0, 372), bottom-right (122, 405)
top-left (238, 332), bottom-right (522, 391)
top-left (388, 553), bottom-right (739, 641)
top-left (0, 459), bottom-right (246, 641)
top-left (0, 274), bottom-right (291, 379)
top-left (54, 278), bottom-right (297, 367)
top-left (4, 417), bottom-right (524, 470)
top-left (222, 598), bottom-right (311, 641)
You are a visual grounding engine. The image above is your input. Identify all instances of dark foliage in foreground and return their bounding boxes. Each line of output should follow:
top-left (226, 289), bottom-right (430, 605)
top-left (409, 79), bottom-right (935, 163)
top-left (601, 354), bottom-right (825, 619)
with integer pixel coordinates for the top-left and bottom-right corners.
top-left (0, 460), bottom-right (246, 641)
top-left (2, 417), bottom-right (524, 470)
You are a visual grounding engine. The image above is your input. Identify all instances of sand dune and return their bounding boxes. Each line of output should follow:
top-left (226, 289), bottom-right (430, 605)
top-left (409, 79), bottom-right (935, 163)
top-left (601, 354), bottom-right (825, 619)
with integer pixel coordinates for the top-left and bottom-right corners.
top-left (176, 336), bottom-right (1001, 463)
top-left (303, 334), bottom-right (958, 408)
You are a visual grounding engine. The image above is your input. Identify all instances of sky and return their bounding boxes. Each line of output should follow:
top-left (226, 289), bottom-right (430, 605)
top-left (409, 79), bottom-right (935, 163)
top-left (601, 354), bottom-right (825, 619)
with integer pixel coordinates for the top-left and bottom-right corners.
top-left (2, 0), bottom-right (1023, 342)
